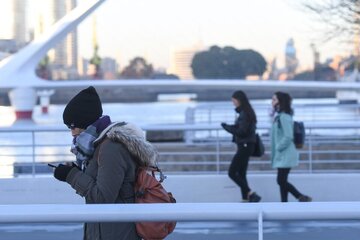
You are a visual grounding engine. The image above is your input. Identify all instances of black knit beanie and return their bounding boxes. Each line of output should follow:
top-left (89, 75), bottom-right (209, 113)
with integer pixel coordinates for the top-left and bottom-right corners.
top-left (63, 86), bottom-right (103, 129)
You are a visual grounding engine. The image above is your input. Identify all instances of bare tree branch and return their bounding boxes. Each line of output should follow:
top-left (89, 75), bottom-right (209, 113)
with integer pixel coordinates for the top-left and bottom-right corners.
top-left (302, 0), bottom-right (360, 43)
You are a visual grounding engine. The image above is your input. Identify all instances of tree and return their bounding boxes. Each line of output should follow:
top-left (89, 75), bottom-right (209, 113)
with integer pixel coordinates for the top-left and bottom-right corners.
top-left (302, 0), bottom-right (360, 42)
top-left (121, 57), bottom-right (154, 79)
top-left (36, 55), bottom-right (52, 80)
top-left (191, 46), bottom-right (267, 79)
top-left (89, 45), bottom-right (103, 79)
top-left (293, 65), bottom-right (337, 81)
top-left (151, 73), bottom-right (179, 79)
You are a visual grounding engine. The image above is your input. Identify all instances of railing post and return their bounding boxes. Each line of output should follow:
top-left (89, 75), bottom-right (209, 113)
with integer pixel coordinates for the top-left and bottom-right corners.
top-left (258, 211), bottom-right (263, 240)
top-left (308, 128), bottom-right (313, 173)
top-left (208, 108), bottom-right (212, 138)
top-left (185, 107), bottom-right (195, 144)
top-left (208, 108), bottom-right (212, 124)
top-left (216, 130), bottom-right (220, 174)
top-left (31, 131), bottom-right (36, 177)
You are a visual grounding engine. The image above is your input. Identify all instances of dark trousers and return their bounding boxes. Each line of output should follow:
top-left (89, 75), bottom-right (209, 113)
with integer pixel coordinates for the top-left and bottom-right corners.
top-left (277, 168), bottom-right (302, 202)
top-left (228, 143), bottom-right (255, 200)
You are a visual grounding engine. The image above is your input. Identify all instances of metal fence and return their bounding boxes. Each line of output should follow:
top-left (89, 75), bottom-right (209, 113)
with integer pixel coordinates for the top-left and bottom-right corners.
top-left (0, 122), bottom-right (360, 177)
top-left (185, 102), bottom-right (360, 125)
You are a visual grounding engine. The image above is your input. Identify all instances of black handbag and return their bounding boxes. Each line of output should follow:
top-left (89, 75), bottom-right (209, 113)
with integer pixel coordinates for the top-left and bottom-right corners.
top-left (252, 133), bottom-right (264, 157)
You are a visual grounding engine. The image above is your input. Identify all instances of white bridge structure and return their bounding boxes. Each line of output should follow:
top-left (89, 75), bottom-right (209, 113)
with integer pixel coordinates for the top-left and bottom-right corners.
top-left (1, 0), bottom-right (360, 120)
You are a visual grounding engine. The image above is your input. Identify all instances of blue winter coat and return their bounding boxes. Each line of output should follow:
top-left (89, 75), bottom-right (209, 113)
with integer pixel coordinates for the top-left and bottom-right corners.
top-left (271, 113), bottom-right (299, 168)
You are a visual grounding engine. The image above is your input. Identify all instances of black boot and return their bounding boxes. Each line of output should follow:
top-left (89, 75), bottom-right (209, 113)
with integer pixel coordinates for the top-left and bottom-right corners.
top-left (248, 192), bottom-right (261, 202)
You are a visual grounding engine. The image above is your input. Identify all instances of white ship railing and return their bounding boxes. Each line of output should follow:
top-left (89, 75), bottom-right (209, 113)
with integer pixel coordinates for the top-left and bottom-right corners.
top-left (0, 202), bottom-right (359, 240)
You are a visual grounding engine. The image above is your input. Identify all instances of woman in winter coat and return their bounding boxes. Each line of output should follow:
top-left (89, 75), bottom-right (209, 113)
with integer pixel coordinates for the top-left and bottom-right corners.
top-left (271, 91), bottom-right (312, 202)
top-left (221, 90), bottom-right (261, 202)
top-left (52, 86), bottom-right (157, 240)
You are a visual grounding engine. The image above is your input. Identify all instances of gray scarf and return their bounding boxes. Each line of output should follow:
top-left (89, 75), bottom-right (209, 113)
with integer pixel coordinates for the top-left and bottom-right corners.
top-left (71, 115), bottom-right (111, 170)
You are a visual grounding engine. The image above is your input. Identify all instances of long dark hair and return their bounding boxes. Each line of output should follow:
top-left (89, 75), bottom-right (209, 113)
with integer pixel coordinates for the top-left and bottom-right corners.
top-left (232, 90), bottom-right (257, 124)
top-left (274, 91), bottom-right (293, 115)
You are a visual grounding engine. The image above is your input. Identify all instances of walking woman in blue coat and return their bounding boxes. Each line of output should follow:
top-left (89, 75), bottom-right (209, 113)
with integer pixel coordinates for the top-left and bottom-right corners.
top-left (271, 92), bottom-right (312, 202)
top-left (221, 90), bottom-right (261, 202)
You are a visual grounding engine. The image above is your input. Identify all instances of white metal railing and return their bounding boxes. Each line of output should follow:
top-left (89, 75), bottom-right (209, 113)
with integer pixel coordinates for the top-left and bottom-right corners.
top-left (0, 202), bottom-right (360, 240)
top-left (185, 101), bottom-right (360, 129)
top-left (145, 122), bottom-right (360, 174)
top-left (0, 122), bottom-right (360, 176)
top-left (185, 103), bottom-right (360, 125)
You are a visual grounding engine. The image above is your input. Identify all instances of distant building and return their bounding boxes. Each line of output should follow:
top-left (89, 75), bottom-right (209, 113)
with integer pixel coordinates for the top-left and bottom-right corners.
top-left (78, 58), bottom-right (89, 78)
top-left (53, 0), bottom-right (78, 79)
top-left (285, 38), bottom-right (298, 78)
top-left (169, 45), bottom-right (203, 80)
top-left (34, 0), bottom-right (79, 80)
top-left (0, 39), bottom-right (17, 68)
top-left (268, 58), bottom-right (279, 80)
top-left (266, 57), bottom-right (288, 81)
top-left (270, 38), bottom-right (299, 81)
top-left (0, 0), bottom-right (27, 49)
top-left (13, 0), bottom-right (27, 47)
top-left (310, 43), bottom-right (320, 69)
top-left (337, 55), bottom-right (360, 81)
top-left (0, 39), bottom-right (17, 53)
top-left (101, 57), bottom-right (119, 79)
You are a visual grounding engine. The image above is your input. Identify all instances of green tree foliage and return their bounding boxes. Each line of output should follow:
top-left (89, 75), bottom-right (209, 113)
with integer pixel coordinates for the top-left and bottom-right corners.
top-left (36, 55), bottom-right (52, 80)
top-left (89, 45), bottom-right (103, 79)
top-left (191, 46), bottom-right (267, 79)
top-left (121, 57), bottom-right (154, 79)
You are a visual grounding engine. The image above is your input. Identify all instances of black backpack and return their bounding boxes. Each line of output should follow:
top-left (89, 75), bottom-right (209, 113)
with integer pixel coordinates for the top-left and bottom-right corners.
top-left (277, 117), bottom-right (305, 149)
top-left (293, 121), bottom-right (305, 149)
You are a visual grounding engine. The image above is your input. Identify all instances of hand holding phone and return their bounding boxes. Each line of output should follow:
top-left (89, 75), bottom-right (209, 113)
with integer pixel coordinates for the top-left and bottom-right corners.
top-left (48, 163), bottom-right (57, 168)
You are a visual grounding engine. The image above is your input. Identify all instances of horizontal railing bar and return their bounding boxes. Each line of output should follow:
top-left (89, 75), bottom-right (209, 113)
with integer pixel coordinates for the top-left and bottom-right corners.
top-left (0, 122), bottom-right (360, 132)
top-left (159, 162), bottom-right (221, 165)
top-left (0, 203), bottom-right (359, 223)
top-left (307, 159), bottom-right (360, 163)
top-left (299, 151), bottom-right (360, 154)
top-left (0, 154), bottom-right (73, 157)
top-left (159, 152), bottom-right (220, 156)
top-left (197, 103), bottom-right (360, 108)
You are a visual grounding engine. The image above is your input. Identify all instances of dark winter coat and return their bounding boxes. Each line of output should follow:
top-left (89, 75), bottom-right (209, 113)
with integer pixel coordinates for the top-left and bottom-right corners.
top-left (66, 122), bottom-right (158, 240)
top-left (222, 109), bottom-right (256, 144)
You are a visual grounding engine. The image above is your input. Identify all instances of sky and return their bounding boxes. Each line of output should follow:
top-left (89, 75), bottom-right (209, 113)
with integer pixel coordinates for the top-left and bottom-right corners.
top-left (78, 0), bottom-right (353, 71)
top-left (0, 0), bottom-right (355, 72)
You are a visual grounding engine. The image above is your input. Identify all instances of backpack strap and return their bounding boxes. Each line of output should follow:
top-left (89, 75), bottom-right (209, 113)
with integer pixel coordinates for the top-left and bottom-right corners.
top-left (137, 166), bottom-right (166, 183)
top-left (275, 115), bottom-right (281, 129)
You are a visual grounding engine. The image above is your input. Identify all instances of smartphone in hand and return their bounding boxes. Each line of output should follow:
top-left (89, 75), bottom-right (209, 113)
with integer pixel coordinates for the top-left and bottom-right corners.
top-left (48, 163), bottom-right (57, 168)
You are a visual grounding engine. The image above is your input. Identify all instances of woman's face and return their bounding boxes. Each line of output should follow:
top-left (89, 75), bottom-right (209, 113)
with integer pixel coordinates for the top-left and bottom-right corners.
top-left (271, 94), bottom-right (279, 109)
top-left (70, 128), bottom-right (84, 137)
top-left (232, 98), bottom-right (240, 107)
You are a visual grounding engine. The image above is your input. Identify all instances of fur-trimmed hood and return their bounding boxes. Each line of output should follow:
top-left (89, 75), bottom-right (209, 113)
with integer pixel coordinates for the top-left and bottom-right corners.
top-left (94, 122), bottom-right (158, 167)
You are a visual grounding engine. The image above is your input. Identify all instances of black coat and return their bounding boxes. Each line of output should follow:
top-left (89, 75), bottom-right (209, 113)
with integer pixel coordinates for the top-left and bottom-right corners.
top-left (222, 109), bottom-right (256, 144)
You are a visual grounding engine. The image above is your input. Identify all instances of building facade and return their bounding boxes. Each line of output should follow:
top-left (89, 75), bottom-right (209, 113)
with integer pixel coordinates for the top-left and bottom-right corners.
top-left (169, 45), bottom-right (203, 80)
top-left (34, 0), bottom-right (79, 79)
